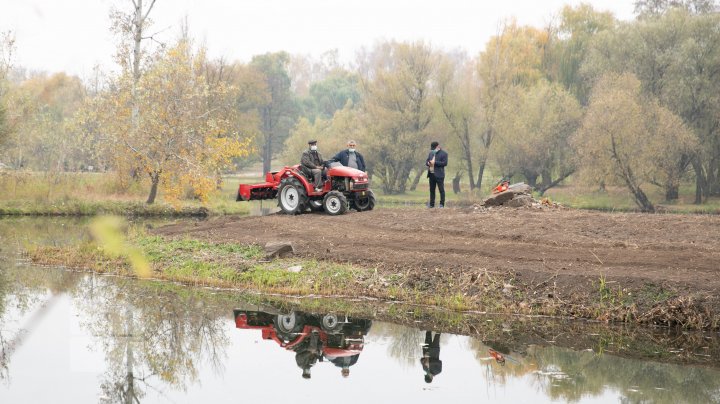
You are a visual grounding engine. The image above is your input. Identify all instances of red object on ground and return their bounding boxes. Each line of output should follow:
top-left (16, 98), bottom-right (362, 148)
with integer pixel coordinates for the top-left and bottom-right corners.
top-left (492, 181), bottom-right (510, 194)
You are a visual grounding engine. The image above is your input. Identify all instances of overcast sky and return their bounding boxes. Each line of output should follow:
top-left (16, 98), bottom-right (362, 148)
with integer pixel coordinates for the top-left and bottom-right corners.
top-left (1, 0), bottom-right (635, 80)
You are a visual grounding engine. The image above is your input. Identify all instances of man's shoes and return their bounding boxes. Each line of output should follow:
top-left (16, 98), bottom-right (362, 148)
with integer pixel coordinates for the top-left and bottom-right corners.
top-left (426, 202), bottom-right (434, 208)
top-left (439, 204), bottom-right (444, 208)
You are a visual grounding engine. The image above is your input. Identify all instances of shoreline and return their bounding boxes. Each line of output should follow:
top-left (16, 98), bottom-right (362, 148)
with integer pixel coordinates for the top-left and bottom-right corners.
top-left (27, 229), bottom-right (720, 331)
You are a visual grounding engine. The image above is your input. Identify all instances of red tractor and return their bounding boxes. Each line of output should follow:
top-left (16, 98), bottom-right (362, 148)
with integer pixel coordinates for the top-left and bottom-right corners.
top-left (236, 162), bottom-right (375, 215)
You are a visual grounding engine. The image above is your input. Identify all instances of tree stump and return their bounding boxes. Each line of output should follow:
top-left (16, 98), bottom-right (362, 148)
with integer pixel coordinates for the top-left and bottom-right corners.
top-left (483, 190), bottom-right (516, 206)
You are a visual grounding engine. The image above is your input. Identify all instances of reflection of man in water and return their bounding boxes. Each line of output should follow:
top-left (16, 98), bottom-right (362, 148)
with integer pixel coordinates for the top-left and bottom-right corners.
top-left (421, 331), bottom-right (442, 383)
top-left (295, 330), bottom-right (322, 379)
top-left (328, 354), bottom-right (360, 378)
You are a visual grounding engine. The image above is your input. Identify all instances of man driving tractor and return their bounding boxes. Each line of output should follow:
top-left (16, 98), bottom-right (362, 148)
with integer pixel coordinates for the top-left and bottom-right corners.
top-left (301, 139), bottom-right (325, 192)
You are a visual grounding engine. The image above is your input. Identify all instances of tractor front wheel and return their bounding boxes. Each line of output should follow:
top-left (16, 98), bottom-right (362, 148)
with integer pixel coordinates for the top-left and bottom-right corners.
top-left (323, 191), bottom-right (348, 215)
top-left (321, 314), bottom-right (344, 333)
top-left (352, 190), bottom-right (376, 211)
top-left (277, 177), bottom-right (308, 215)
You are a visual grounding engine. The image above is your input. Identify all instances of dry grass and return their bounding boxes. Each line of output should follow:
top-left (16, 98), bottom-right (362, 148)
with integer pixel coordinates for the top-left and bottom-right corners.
top-left (0, 171), bottom-right (249, 216)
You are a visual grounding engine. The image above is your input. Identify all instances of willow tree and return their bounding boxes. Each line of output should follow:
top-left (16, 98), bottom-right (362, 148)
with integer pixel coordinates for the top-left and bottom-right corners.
top-left (548, 4), bottom-right (616, 105)
top-left (437, 55), bottom-right (482, 190)
top-left (0, 31), bottom-right (14, 149)
top-left (3, 73), bottom-right (87, 171)
top-left (250, 52), bottom-right (298, 175)
top-left (494, 81), bottom-right (582, 194)
top-left (574, 73), bottom-right (697, 212)
top-left (582, 9), bottom-right (720, 202)
top-left (475, 22), bottom-right (550, 190)
top-left (98, 40), bottom-right (253, 204)
top-left (358, 41), bottom-right (439, 194)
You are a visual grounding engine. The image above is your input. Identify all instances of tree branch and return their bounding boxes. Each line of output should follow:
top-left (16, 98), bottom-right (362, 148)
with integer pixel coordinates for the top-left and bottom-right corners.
top-left (142, 0), bottom-right (157, 22)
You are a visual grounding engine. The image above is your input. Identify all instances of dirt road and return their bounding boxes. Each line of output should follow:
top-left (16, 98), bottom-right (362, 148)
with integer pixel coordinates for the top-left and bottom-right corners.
top-left (157, 207), bottom-right (719, 292)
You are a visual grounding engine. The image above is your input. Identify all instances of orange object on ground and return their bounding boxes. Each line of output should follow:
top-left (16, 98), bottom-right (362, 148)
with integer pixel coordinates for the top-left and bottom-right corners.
top-left (492, 181), bottom-right (509, 194)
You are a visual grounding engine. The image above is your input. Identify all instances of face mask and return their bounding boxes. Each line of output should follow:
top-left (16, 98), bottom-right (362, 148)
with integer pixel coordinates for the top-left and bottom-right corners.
top-left (310, 145), bottom-right (317, 151)
top-left (348, 148), bottom-right (356, 153)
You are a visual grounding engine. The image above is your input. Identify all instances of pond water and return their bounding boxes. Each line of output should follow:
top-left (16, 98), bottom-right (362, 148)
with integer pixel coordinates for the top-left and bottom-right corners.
top-left (0, 218), bottom-right (719, 403)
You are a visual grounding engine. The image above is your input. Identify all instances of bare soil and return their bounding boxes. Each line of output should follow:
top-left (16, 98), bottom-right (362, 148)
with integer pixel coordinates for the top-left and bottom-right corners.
top-left (155, 207), bottom-right (720, 328)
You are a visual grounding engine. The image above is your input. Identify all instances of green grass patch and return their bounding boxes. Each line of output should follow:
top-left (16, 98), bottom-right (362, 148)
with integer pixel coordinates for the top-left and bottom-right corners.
top-left (545, 184), bottom-right (720, 214)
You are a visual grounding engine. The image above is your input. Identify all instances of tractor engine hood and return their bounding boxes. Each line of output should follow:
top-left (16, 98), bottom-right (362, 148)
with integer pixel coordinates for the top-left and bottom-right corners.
top-left (327, 165), bottom-right (367, 181)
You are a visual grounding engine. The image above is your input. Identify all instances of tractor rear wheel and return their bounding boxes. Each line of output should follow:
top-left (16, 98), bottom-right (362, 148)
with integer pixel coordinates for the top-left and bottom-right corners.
top-left (277, 177), bottom-right (308, 215)
top-left (274, 312), bottom-right (305, 334)
top-left (352, 190), bottom-right (375, 211)
top-left (323, 191), bottom-right (348, 215)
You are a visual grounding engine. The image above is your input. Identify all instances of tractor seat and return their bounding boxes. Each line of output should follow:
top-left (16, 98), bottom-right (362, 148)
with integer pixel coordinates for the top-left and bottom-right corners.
top-left (299, 165), bottom-right (328, 182)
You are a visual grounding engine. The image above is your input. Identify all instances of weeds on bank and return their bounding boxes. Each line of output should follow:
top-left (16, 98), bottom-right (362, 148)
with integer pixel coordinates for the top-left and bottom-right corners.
top-left (594, 275), bottom-right (638, 323)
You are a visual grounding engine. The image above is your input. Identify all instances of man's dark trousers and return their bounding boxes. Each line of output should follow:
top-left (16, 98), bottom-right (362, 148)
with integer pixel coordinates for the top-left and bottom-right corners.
top-left (429, 172), bottom-right (445, 207)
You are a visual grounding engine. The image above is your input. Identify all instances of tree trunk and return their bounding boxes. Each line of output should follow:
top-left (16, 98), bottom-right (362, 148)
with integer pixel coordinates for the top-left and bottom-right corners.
top-left (665, 183), bottom-right (679, 201)
top-left (537, 169), bottom-right (575, 196)
top-left (409, 166), bottom-right (424, 191)
top-left (631, 185), bottom-right (655, 212)
top-left (262, 138), bottom-right (271, 175)
top-left (452, 172), bottom-right (462, 194)
top-left (523, 170), bottom-right (538, 188)
top-left (133, 0), bottom-right (142, 84)
top-left (708, 156), bottom-right (719, 196)
top-left (611, 135), bottom-right (654, 212)
top-left (124, 304), bottom-right (137, 404)
top-left (462, 134), bottom-right (475, 190)
top-left (262, 110), bottom-right (272, 174)
top-left (146, 171), bottom-right (160, 204)
top-left (396, 161), bottom-right (413, 194)
top-left (475, 158), bottom-right (487, 191)
top-left (622, 170), bottom-right (654, 212)
top-left (692, 158), bottom-right (706, 204)
top-left (539, 171), bottom-right (550, 192)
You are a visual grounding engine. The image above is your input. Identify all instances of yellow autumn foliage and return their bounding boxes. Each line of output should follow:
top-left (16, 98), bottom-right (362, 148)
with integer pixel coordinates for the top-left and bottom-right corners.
top-left (94, 39), bottom-right (255, 204)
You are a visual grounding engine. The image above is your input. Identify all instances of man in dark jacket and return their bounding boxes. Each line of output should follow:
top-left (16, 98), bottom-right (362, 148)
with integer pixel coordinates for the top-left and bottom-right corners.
top-left (425, 141), bottom-right (448, 208)
top-left (331, 140), bottom-right (366, 172)
top-left (301, 140), bottom-right (325, 192)
top-left (295, 329), bottom-right (322, 379)
top-left (420, 331), bottom-right (442, 383)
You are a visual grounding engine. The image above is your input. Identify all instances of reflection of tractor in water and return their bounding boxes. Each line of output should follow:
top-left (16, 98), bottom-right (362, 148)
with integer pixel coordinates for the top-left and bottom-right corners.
top-left (233, 309), bottom-right (372, 378)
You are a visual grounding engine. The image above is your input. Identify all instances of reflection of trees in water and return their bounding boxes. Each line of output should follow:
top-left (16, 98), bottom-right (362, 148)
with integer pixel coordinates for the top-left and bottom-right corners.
top-left (0, 218), bottom-right (90, 253)
top-left (526, 345), bottom-right (720, 404)
top-left (468, 337), bottom-right (536, 387)
top-left (0, 266), bottom-right (9, 380)
top-left (0, 263), bottom-right (81, 382)
top-left (73, 276), bottom-right (230, 404)
top-left (468, 333), bottom-right (720, 403)
top-left (370, 322), bottom-right (424, 367)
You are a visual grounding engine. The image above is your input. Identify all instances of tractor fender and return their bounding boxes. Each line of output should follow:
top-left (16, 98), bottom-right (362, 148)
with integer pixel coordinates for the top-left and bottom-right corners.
top-left (278, 167), bottom-right (314, 194)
